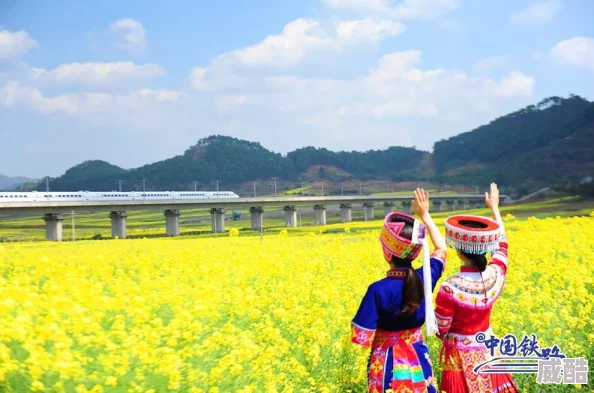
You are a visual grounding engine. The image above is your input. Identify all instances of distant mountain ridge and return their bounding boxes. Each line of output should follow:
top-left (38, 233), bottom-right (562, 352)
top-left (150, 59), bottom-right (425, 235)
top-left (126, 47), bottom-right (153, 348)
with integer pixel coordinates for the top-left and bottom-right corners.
top-left (30, 95), bottom-right (594, 194)
top-left (0, 174), bottom-right (35, 191)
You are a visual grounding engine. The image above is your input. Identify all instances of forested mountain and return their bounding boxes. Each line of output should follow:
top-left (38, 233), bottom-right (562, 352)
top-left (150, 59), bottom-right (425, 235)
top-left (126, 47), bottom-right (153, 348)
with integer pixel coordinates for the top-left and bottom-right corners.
top-left (433, 95), bottom-right (594, 190)
top-left (49, 160), bottom-right (127, 191)
top-left (32, 95), bottom-right (594, 194)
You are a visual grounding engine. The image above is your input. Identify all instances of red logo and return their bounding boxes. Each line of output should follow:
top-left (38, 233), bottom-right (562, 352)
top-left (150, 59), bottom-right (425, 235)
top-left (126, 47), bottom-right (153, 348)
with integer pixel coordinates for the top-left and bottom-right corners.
top-left (455, 232), bottom-right (460, 240)
top-left (462, 234), bottom-right (469, 241)
top-left (480, 236), bottom-right (486, 243)
top-left (471, 235), bottom-right (478, 242)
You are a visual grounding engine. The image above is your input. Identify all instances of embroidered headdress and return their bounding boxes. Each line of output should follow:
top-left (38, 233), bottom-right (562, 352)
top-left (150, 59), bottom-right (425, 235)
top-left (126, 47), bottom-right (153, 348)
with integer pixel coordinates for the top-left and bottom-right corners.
top-left (380, 212), bottom-right (426, 261)
top-left (445, 215), bottom-right (501, 254)
top-left (379, 211), bottom-right (439, 336)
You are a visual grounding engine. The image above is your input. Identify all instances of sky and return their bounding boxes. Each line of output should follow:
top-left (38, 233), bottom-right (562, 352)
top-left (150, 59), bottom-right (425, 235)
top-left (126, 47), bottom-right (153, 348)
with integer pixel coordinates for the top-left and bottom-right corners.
top-left (1, 0), bottom-right (593, 178)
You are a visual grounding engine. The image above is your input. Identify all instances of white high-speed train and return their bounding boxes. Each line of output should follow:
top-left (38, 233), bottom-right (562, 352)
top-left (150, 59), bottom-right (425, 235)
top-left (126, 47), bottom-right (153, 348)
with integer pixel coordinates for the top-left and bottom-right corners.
top-left (0, 191), bottom-right (240, 203)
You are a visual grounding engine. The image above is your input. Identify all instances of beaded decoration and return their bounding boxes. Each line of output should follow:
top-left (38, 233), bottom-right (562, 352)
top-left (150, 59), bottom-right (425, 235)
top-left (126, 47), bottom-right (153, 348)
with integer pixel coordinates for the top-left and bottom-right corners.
top-left (445, 215), bottom-right (501, 254)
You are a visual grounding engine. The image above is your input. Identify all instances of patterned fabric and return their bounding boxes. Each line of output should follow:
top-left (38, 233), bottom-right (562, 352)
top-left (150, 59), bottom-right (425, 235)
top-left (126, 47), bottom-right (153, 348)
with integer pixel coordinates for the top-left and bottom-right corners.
top-left (440, 331), bottom-right (518, 393)
top-left (365, 328), bottom-right (434, 393)
top-left (435, 234), bottom-right (518, 393)
top-left (445, 215), bottom-right (501, 254)
top-left (380, 212), bottom-right (425, 261)
top-left (351, 252), bottom-right (446, 393)
top-left (352, 322), bottom-right (376, 346)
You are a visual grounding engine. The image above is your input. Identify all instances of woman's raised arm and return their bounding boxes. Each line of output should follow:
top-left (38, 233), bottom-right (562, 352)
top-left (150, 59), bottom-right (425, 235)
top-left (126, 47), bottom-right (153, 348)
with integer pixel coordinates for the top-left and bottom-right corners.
top-left (412, 188), bottom-right (447, 250)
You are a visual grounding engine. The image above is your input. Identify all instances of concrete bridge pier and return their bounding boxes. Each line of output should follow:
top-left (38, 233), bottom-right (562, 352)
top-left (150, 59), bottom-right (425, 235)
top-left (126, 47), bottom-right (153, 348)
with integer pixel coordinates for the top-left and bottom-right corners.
top-left (446, 200), bottom-right (455, 211)
top-left (284, 206), bottom-right (297, 227)
top-left (402, 200), bottom-right (412, 214)
top-left (340, 203), bottom-right (352, 223)
top-left (433, 200), bottom-right (442, 212)
top-left (314, 204), bottom-right (327, 226)
top-left (250, 206), bottom-right (264, 230)
top-left (165, 209), bottom-right (180, 236)
top-left (383, 202), bottom-right (394, 217)
top-left (363, 203), bottom-right (374, 221)
top-left (110, 211), bottom-right (128, 239)
top-left (43, 213), bottom-right (64, 241)
top-left (210, 208), bottom-right (225, 233)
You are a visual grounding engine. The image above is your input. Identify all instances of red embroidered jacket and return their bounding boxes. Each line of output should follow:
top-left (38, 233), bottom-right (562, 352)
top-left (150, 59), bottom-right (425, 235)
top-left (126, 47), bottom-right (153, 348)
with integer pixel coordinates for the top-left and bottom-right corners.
top-left (435, 235), bottom-right (509, 337)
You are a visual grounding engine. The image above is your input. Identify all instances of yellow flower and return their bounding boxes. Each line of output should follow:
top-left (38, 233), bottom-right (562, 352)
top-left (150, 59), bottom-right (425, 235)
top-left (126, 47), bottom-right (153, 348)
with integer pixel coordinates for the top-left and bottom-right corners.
top-left (0, 215), bottom-right (592, 392)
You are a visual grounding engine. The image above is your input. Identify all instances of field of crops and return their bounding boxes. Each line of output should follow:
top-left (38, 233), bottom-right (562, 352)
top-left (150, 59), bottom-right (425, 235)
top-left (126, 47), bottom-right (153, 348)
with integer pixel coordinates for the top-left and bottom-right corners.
top-left (1, 214), bottom-right (593, 392)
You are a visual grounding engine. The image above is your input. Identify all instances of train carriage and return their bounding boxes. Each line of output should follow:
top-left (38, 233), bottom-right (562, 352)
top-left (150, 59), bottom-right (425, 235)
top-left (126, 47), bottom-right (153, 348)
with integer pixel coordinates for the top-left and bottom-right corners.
top-left (0, 191), bottom-right (240, 202)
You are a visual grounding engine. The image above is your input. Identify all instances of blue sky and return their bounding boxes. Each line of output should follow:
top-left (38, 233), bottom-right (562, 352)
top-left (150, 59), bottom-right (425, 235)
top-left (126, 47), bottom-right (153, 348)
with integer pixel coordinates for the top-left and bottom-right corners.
top-left (1, 0), bottom-right (593, 178)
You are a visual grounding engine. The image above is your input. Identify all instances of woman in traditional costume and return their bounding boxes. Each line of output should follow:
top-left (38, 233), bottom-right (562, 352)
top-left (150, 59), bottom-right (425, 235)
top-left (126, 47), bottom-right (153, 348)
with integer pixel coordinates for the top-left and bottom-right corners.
top-left (351, 189), bottom-right (447, 393)
top-left (435, 183), bottom-right (518, 393)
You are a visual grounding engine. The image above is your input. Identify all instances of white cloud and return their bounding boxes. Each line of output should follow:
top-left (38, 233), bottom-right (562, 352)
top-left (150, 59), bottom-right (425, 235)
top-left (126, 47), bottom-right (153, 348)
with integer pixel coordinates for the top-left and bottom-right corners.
top-left (493, 71), bottom-right (534, 97)
top-left (188, 17), bottom-right (408, 90)
top-left (550, 36), bottom-right (594, 73)
top-left (214, 95), bottom-right (249, 113)
top-left (0, 81), bottom-right (184, 115)
top-left (336, 18), bottom-right (406, 42)
top-left (227, 18), bottom-right (333, 68)
top-left (322, 0), bottom-right (461, 20)
top-left (109, 18), bottom-right (147, 54)
top-left (509, 1), bottom-right (559, 25)
top-left (473, 55), bottom-right (508, 73)
top-left (31, 62), bottom-right (165, 86)
top-left (0, 30), bottom-right (37, 59)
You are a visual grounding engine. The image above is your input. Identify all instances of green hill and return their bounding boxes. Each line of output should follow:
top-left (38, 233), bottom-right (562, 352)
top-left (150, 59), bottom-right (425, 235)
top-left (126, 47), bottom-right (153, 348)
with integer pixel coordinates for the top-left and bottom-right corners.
top-left (34, 95), bottom-right (594, 194)
top-left (433, 95), bottom-right (594, 189)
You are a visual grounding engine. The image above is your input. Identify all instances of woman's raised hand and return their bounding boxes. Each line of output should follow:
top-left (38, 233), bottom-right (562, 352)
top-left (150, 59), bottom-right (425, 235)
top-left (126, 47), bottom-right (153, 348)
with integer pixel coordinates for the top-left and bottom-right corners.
top-left (484, 182), bottom-right (500, 210)
top-left (412, 188), bottom-right (430, 220)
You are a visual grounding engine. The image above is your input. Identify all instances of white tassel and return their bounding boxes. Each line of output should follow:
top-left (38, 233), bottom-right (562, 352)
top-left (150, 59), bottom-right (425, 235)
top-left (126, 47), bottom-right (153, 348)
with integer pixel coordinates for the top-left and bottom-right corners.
top-left (422, 237), bottom-right (438, 336)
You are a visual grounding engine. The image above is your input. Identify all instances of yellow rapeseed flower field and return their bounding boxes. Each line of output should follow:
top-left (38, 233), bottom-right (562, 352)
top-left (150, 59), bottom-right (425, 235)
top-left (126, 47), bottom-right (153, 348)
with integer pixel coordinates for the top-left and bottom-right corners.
top-left (0, 215), bottom-right (593, 392)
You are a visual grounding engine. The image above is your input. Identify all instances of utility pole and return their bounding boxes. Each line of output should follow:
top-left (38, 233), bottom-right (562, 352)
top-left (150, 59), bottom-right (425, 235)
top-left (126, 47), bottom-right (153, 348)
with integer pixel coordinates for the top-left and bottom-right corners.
top-left (193, 181), bottom-right (197, 191)
top-left (341, 183), bottom-right (344, 196)
top-left (274, 181), bottom-right (277, 196)
top-left (142, 179), bottom-right (146, 192)
top-left (253, 181), bottom-right (257, 197)
top-left (321, 181), bottom-right (324, 196)
top-left (359, 181), bottom-right (362, 196)
top-left (118, 180), bottom-right (122, 192)
top-left (46, 177), bottom-right (49, 193)
top-left (214, 180), bottom-right (220, 198)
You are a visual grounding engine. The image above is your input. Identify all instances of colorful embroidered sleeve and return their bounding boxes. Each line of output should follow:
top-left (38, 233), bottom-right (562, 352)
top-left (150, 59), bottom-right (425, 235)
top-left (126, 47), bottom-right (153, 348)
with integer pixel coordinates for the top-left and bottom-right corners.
top-left (435, 284), bottom-right (455, 337)
top-left (351, 286), bottom-right (379, 346)
top-left (489, 234), bottom-right (509, 275)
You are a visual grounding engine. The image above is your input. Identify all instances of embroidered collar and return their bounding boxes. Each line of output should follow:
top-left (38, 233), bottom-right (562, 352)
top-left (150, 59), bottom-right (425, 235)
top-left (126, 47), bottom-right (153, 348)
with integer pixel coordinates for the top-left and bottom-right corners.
top-left (460, 266), bottom-right (481, 273)
top-left (386, 268), bottom-right (407, 278)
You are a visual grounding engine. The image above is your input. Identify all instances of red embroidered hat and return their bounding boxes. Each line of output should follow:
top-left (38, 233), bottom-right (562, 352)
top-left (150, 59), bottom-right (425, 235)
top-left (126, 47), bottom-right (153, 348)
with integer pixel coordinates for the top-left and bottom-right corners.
top-left (380, 212), bottom-right (426, 261)
top-left (445, 215), bottom-right (501, 254)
